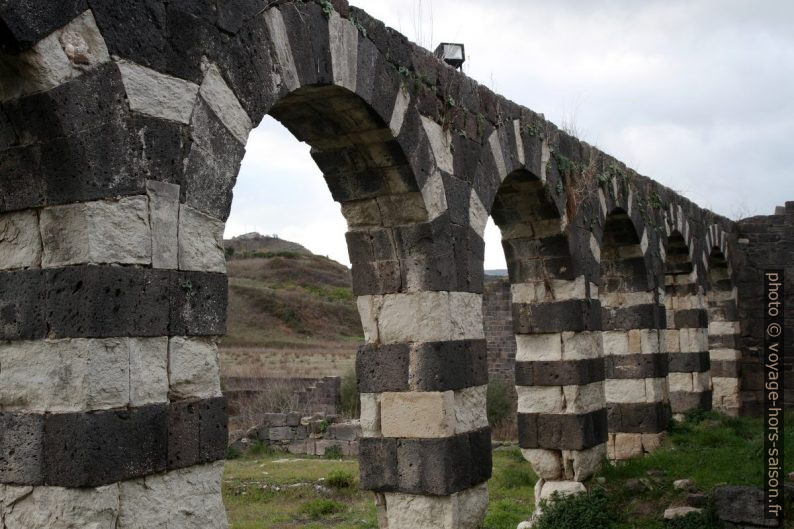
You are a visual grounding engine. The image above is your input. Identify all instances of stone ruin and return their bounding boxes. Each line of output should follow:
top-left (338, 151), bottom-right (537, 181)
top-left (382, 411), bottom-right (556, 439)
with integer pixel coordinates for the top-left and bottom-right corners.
top-left (0, 1), bottom-right (790, 527)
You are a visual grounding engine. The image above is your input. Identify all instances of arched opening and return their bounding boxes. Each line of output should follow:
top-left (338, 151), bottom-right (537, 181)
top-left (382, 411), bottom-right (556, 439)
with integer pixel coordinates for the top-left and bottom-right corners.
top-left (663, 231), bottom-right (711, 418)
top-left (706, 246), bottom-right (741, 416)
top-left (600, 209), bottom-right (669, 460)
top-left (492, 169), bottom-right (606, 500)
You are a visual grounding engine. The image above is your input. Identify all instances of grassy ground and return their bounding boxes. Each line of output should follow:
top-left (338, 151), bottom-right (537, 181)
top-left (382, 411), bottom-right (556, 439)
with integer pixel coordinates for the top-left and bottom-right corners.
top-left (223, 412), bottom-right (793, 528)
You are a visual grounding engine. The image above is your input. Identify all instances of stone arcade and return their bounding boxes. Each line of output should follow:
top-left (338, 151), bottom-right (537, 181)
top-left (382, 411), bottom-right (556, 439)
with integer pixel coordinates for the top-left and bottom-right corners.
top-left (0, 1), bottom-right (789, 528)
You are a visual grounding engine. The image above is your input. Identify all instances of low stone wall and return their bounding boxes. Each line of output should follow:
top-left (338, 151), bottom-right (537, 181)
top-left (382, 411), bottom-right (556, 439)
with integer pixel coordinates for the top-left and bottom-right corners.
top-left (230, 412), bottom-right (361, 457)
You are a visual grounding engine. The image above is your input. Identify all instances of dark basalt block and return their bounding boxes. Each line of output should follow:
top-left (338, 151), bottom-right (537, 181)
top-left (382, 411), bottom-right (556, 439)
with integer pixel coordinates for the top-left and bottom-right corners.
top-left (518, 409), bottom-right (608, 451)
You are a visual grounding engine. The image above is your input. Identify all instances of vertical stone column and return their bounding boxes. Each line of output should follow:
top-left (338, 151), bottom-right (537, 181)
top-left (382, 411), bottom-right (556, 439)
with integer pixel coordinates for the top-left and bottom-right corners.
top-left (0, 13), bottom-right (247, 525)
top-left (602, 289), bottom-right (670, 460)
top-left (663, 233), bottom-right (711, 418)
top-left (707, 281), bottom-right (742, 416)
top-left (512, 276), bottom-right (606, 505)
top-left (705, 229), bottom-right (742, 416)
top-left (356, 292), bottom-right (491, 529)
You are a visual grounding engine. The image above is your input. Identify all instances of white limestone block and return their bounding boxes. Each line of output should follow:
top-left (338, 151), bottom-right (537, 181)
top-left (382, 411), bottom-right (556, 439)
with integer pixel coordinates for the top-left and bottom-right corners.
top-left (538, 480), bottom-right (586, 502)
top-left (40, 196), bottom-right (152, 267)
top-left (360, 393), bottom-right (381, 438)
top-left (453, 385), bottom-right (488, 434)
top-left (0, 337), bottom-right (167, 413)
top-left (668, 372), bottom-right (694, 393)
top-left (129, 337), bottom-right (169, 406)
top-left (420, 169), bottom-right (449, 221)
top-left (146, 180), bottom-right (180, 269)
top-left (199, 64), bottom-right (252, 144)
top-left (118, 60), bottom-right (199, 124)
top-left (562, 381), bottom-right (605, 414)
top-left (168, 337), bottom-right (222, 400)
top-left (521, 448), bottom-right (563, 480)
top-left (489, 129), bottom-right (507, 180)
top-left (516, 333), bottom-right (562, 362)
top-left (421, 116), bottom-right (454, 174)
top-left (517, 386), bottom-right (564, 414)
top-left (561, 442), bottom-right (606, 481)
top-left (263, 7), bottom-right (300, 91)
top-left (357, 292), bottom-right (484, 345)
top-left (329, 11), bottom-right (358, 91)
top-left (605, 379), bottom-right (646, 404)
top-left (118, 462), bottom-right (228, 529)
top-left (645, 377), bottom-right (669, 402)
top-left (380, 391), bottom-right (455, 438)
top-left (602, 331), bottom-right (629, 356)
top-left (178, 205), bottom-right (226, 273)
top-left (3, 483), bottom-right (119, 529)
top-left (389, 86), bottom-right (411, 136)
top-left (0, 210), bottom-right (42, 270)
top-left (561, 331), bottom-right (602, 361)
top-left (384, 483), bottom-right (488, 529)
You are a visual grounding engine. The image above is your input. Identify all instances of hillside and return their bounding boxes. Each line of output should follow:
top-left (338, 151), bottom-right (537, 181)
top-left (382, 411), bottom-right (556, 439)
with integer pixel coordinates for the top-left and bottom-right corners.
top-left (221, 234), bottom-right (362, 378)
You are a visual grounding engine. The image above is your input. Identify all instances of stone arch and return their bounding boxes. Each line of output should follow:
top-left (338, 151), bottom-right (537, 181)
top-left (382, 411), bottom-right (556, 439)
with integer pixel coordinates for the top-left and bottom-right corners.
top-left (0, 3), bottom-right (490, 528)
top-left (704, 226), bottom-right (742, 416)
top-left (598, 207), bottom-right (670, 460)
top-left (661, 227), bottom-right (711, 418)
top-left (480, 120), bottom-right (606, 506)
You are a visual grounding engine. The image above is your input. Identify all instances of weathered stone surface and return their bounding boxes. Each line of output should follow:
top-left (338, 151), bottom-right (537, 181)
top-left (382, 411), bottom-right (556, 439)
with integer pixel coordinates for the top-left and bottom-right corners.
top-left (178, 205), bottom-right (226, 273)
top-left (518, 409), bottom-right (608, 451)
top-left (0, 10), bottom-right (109, 101)
top-left (561, 443), bottom-right (606, 481)
top-left (384, 483), bottom-right (488, 529)
top-left (40, 196), bottom-right (152, 267)
top-left (381, 391), bottom-right (455, 438)
top-left (168, 337), bottom-right (222, 400)
top-left (663, 506), bottom-right (702, 519)
top-left (0, 413), bottom-right (44, 485)
top-left (0, 337), bottom-right (167, 413)
top-left (44, 404), bottom-right (168, 487)
top-left (712, 485), bottom-right (776, 527)
top-left (538, 480), bottom-right (586, 502)
top-left (0, 210), bottom-right (41, 269)
top-left (118, 61), bottom-right (199, 124)
top-left (357, 292), bottom-right (484, 344)
top-left (2, 482), bottom-right (120, 529)
top-left (198, 64), bottom-right (252, 144)
top-left (521, 448), bottom-right (563, 480)
top-left (146, 180), bottom-right (180, 269)
top-left (118, 461), bottom-right (229, 529)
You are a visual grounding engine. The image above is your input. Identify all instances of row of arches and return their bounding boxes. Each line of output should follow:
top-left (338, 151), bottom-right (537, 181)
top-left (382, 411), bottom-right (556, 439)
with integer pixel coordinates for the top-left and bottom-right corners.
top-left (485, 164), bottom-right (740, 503)
top-left (0, 2), bottom-right (744, 527)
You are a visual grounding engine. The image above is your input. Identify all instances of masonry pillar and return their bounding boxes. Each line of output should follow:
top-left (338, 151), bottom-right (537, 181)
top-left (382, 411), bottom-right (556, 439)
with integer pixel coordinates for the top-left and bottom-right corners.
top-left (600, 212), bottom-right (670, 460)
top-left (663, 231), bottom-right (712, 418)
top-left (0, 12), bottom-right (230, 526)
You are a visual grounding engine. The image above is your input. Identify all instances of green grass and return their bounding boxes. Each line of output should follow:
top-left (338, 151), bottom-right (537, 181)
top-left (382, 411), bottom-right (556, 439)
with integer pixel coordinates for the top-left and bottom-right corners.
top-left (224, 412), bottom-right (793, 528)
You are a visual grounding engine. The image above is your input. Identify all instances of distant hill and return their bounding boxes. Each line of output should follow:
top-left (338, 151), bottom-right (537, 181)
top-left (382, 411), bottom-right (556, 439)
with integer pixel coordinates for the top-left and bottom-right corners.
top-left (224, 232), bottom-right (311, 257)
top-left (222, 234), bottom-right (362, 350)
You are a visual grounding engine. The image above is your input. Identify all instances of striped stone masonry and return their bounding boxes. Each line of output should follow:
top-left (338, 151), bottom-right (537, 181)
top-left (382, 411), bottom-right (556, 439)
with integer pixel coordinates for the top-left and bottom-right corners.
top-left (512, 278), bottom-right (607, 491)
top-left (707, 232), bottom-right (742, 416)
top-left (663, 229), bottom-right (712, 417)
top-left (356, 292), bottom-right (491, 528)
top-left (600, 210), bottom-right (671, 461)
top-left (0, 0), bottom-right (777, 526)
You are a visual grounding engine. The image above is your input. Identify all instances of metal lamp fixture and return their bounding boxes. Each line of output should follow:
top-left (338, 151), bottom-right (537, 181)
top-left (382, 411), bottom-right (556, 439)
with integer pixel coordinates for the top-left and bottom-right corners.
top-left (434, 42), bottom-right (465, 70)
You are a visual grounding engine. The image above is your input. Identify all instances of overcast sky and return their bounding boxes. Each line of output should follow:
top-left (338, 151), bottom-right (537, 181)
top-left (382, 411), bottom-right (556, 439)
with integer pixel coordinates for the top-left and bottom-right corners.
top-left (225, 0), bottom-right (794, 269)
